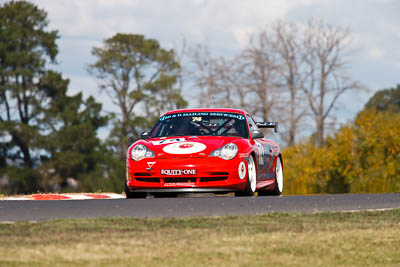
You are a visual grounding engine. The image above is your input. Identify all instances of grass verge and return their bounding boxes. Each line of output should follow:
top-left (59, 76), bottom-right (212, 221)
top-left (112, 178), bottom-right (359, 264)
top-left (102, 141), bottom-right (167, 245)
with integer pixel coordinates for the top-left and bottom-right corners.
top-left (1, 209), bottom-right (400, 266)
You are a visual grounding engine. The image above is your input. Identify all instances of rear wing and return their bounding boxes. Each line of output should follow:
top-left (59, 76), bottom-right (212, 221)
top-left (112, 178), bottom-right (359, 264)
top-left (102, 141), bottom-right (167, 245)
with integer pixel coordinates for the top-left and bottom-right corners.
top-left (256, 122), bottom-right (278, 133)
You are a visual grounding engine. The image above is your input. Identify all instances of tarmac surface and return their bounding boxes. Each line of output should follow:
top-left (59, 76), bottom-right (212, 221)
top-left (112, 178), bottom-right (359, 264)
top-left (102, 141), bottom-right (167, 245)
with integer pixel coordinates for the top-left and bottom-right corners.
top-left (1, 193), bottom-right (400, 221)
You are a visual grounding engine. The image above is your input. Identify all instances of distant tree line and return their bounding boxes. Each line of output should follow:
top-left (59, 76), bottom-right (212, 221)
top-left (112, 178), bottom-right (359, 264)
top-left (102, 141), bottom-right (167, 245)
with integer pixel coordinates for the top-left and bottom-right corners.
top-left (0, 1), bottom-right (398, 195)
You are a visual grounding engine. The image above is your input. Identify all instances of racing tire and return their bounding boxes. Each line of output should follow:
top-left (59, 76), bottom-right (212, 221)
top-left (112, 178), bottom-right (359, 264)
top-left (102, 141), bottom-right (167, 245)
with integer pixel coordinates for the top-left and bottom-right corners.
top-left (258, 156), bottom-right (283, 196)
top-left (125, 184), bottom-right (147, 199)
top-left (235, 155), bottom-right (257, 197)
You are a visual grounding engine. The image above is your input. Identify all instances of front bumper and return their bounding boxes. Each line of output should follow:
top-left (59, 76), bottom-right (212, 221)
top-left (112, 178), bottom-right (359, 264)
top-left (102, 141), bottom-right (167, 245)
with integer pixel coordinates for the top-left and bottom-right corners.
top-left (126, 157), bottom-right (247, 193)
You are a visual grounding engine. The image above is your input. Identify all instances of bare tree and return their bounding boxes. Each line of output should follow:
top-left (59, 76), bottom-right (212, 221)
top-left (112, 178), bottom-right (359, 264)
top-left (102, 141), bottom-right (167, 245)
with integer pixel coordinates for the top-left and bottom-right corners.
top-left (301, 19), bottom-right (365, 147)
top-left (190, 35), bottom-right (281, 121)
top-left (190, 26), bottom-right (303, 145)
top-left (190, 45), bottom-right (238, 108)
top-left (240, 31), bottom-right (281, 120)
top-left (273, 20), bottom-right (308, 146)
top-left (188, 18), bottom-right (365, 147)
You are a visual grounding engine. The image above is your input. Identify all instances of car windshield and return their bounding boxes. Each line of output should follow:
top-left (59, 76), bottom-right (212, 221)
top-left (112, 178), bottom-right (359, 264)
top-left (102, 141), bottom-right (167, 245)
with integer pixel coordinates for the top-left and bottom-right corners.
top-left (150, 112), bottom-right (249, 138)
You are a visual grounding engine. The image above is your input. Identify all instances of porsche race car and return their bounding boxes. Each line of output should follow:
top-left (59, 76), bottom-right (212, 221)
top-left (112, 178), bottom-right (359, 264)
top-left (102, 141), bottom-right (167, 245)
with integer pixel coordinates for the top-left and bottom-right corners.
top-left (125, 108), bottom-right (283, 198)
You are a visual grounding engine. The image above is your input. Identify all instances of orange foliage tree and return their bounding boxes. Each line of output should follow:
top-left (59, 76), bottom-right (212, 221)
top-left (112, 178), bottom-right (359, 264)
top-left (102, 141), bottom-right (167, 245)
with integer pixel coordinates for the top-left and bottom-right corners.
top-left (283, 109), bottom-right (400, 195)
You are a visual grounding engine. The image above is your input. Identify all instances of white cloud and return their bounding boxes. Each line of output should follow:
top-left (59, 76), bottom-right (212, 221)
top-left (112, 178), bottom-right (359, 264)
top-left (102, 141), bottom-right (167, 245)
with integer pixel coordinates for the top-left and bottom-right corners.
top-left (352, 33), bottom-right (385, 62)
top-left (231, 26), bottom-right (253, 49)
top-left (367, 46), bottom-right (385, 61)
top-left (32, 0), bottom-right (322, 44)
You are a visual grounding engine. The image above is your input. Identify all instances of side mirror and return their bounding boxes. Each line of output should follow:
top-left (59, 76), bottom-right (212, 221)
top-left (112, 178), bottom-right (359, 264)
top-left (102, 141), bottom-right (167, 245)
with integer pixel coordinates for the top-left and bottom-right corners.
top-left (251, 130), bottom-right (264, 139)
top-left (140, 131), bottom-right (150, 139)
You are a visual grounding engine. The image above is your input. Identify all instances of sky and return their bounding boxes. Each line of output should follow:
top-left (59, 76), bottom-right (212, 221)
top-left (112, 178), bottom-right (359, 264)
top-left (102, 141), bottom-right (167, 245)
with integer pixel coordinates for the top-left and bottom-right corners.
top-left (21, 0), bottom-right (400, 123)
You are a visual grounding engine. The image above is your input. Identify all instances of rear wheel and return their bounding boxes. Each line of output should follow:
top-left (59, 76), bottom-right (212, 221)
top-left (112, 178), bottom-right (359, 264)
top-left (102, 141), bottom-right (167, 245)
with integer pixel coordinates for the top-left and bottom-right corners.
top-left (258, 156), bottom-right (283, 196)
top-left (235, 155), bottom-right (257, 197)
top-left (125, 184), bottom-right (147, 199)
top-left (273, 157), bottom-right (283, 195)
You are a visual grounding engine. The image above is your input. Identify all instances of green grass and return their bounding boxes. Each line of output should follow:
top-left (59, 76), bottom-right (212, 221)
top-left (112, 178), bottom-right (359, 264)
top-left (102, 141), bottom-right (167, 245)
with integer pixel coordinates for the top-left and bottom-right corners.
top-left (1, 209), bottom-right (400, 266)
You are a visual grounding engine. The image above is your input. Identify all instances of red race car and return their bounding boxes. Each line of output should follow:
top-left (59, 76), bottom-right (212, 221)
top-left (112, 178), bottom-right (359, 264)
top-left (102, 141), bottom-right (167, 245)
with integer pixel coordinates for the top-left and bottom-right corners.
top-left (125, 108), bottom-right (283, 198)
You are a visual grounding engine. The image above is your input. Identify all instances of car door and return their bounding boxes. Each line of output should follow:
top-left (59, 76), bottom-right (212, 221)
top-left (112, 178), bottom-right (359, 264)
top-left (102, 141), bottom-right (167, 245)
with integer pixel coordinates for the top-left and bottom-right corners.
top-left (246, 114), bottom-right (271, 180)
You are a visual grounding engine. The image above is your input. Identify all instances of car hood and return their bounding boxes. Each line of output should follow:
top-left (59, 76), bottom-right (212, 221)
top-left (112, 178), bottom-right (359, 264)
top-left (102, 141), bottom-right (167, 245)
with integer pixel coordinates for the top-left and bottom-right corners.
top-left (140, 136), bottom-right (242, 158)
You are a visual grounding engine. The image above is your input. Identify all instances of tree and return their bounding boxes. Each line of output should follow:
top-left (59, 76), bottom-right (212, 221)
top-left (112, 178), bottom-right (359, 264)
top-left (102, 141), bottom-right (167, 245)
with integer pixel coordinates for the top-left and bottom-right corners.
top-left (364, 84), bottom-right (400, 112)
top-left (241, 31), bottom-right (281, 120)
top-left (190, 36), bottom-right (281, 120)
top-left (190, 45), bottom-right (249, 110)
top-left (273, 20), bottom-right (308, 146)
top-left (283, 109), bottom-right (400, 195)
top-left (301, 19), bottom-right (365, 147)
top-left (190, 18), bottom-right (365, 147)
top-left (0, 1), bottom-right (60, 193)
top-left (88, 34), bottom-right (187, 159)
top-left (0, 1), bottom-right (110, 194)
top-left (37, 75), bottom-right (109, 192)
top-left (0, 1), bottom-right (59, 169)
top-left (244, 21), bottom-right (307, 145)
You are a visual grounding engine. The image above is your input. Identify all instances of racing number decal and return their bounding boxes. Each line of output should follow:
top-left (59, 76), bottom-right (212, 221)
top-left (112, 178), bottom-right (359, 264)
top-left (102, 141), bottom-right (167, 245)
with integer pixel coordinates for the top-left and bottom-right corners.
top-left (255, 141), bottom-right (277, 171)
top-left (255, 140), bottom-right (265, 166)
top-left (150, 138), bottom-right (186, 145)
top-left (264, 144), bottom-right (279, 170)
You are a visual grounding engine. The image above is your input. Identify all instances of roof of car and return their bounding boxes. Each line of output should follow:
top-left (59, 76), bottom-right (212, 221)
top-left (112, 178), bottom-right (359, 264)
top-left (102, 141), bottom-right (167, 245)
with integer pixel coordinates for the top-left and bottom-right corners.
top-left (163, 108), bottom-right (247, 116)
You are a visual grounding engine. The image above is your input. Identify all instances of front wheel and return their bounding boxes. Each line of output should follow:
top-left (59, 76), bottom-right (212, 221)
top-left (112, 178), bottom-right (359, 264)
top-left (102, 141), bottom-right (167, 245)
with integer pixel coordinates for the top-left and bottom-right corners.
top-left (125, 184), bottom-right (147, 199)
top-left (235, 155), bottom-right (257, 197)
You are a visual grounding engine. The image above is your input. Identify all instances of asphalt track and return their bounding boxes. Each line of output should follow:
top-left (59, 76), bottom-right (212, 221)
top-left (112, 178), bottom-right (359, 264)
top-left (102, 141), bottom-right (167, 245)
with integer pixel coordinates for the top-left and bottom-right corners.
top-left (1, 193), bottom-right (400, 222)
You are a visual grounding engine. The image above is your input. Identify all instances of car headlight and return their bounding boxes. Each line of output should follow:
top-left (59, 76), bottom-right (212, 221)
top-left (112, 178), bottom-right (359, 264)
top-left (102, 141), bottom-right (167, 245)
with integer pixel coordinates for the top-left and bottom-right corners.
top-left (209, 143), bottom-right (238, 160)
top-left (130, 144), bottom-right (155, 161)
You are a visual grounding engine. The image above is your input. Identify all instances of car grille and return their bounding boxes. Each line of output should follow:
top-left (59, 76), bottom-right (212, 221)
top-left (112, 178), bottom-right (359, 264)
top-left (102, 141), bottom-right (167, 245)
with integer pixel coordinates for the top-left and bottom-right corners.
top-left (164, 177), bottom-right (197, 183)
top-left (135, 177), bottom-right (161, 183)
top-left (200, 176), bottom-right (228, 182)
top-left (134, 172), bottom-right (152, 176)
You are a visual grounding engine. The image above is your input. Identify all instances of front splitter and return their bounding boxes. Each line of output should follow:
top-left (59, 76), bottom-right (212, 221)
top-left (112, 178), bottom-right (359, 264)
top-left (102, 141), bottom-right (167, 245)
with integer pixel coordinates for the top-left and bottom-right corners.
top-left (126, 188), bottom-right (239, 193)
